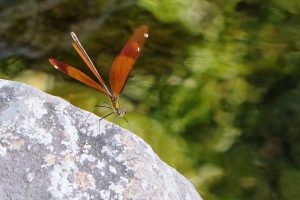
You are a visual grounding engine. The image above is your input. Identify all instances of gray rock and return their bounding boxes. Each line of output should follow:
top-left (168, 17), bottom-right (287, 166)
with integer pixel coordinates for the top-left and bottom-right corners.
top-left (0, 79), bottom-right (202, 200)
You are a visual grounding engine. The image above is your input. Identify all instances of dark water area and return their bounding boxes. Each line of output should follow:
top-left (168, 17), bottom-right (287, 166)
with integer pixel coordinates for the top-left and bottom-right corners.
top-left (1, 0), bottom-right (300, 199)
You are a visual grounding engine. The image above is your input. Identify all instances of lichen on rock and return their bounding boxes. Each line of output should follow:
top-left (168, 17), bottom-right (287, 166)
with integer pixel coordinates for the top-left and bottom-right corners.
top-left (0, 79), bottom-right (201, 200)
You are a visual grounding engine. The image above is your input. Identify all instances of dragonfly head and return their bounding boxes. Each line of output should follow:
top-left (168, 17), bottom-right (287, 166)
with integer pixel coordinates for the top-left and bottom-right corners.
top-left (111, 97), bottom-right (126, 117)
top-left (116, 109), bottom-right (127, 117)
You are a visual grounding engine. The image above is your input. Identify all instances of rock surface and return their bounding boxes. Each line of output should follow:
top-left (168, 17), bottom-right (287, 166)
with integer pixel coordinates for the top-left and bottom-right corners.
top-left (0, 79), bottom-right (202, 200)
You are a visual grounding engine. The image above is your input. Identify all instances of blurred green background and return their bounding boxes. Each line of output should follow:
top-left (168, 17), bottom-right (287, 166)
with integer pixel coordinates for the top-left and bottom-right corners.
top-left (1, 0), bottom-right (300, 199)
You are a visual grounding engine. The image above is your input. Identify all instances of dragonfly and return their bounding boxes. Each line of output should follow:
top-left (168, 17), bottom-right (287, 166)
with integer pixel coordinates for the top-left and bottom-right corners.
top-left (49, 25), bottom-right (149, 124)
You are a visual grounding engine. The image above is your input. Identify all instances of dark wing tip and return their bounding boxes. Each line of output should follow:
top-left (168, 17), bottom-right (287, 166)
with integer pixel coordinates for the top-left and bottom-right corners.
top-left (139, 25), bottom-right (149, 32)
top-left (49, 58), bottom-right (56, 66)
top-left (139, 25), bottom-right (149, 39)
top-left (49, 58), bottom-right (67, 72)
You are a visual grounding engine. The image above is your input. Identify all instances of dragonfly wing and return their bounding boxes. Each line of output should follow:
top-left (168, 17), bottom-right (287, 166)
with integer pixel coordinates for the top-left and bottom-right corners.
top-left (71, 32), bottom-right (111, 96)
top-left (109, 25), bottom-right (149, 97)
top-left (49, 58), bottom-right (108, 95)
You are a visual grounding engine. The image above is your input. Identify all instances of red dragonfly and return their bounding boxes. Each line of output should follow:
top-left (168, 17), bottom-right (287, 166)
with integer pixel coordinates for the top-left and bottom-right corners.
top-left (49, 25), bottom-right (149, 122)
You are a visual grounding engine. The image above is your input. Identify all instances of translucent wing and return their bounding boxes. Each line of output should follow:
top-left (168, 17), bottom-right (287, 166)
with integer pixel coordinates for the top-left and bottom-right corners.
top-left (71, 32), bottom-right (111, 96)
top-left (49, 58), bottom-right (109, 95)
top-left (109, 25), bottom-right (149, 97)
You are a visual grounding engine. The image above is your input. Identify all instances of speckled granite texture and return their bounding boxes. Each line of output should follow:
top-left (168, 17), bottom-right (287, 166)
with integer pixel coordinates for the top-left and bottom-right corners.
top-left (0, 79), bottom-right (201, 200)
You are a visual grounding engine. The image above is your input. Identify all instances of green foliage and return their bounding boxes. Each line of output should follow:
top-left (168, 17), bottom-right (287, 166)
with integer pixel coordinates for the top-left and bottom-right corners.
top-left (0, 57), bottom-right (26, 79)
top-left (1, 0), bottom-right (300, 199)
top-left (138, 0), bottom-right (300, 198)
top-left (279, 169), bottom-right (300, 200)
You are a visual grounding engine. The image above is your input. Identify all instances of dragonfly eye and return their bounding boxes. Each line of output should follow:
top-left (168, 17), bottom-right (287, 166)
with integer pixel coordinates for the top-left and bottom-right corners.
top-left (117, 109), bottom-right (126, 117)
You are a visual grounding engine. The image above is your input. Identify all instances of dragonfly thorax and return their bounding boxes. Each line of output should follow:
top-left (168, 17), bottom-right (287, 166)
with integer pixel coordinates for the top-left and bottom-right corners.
top-left (110, 97), bottom-right (126, 117)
